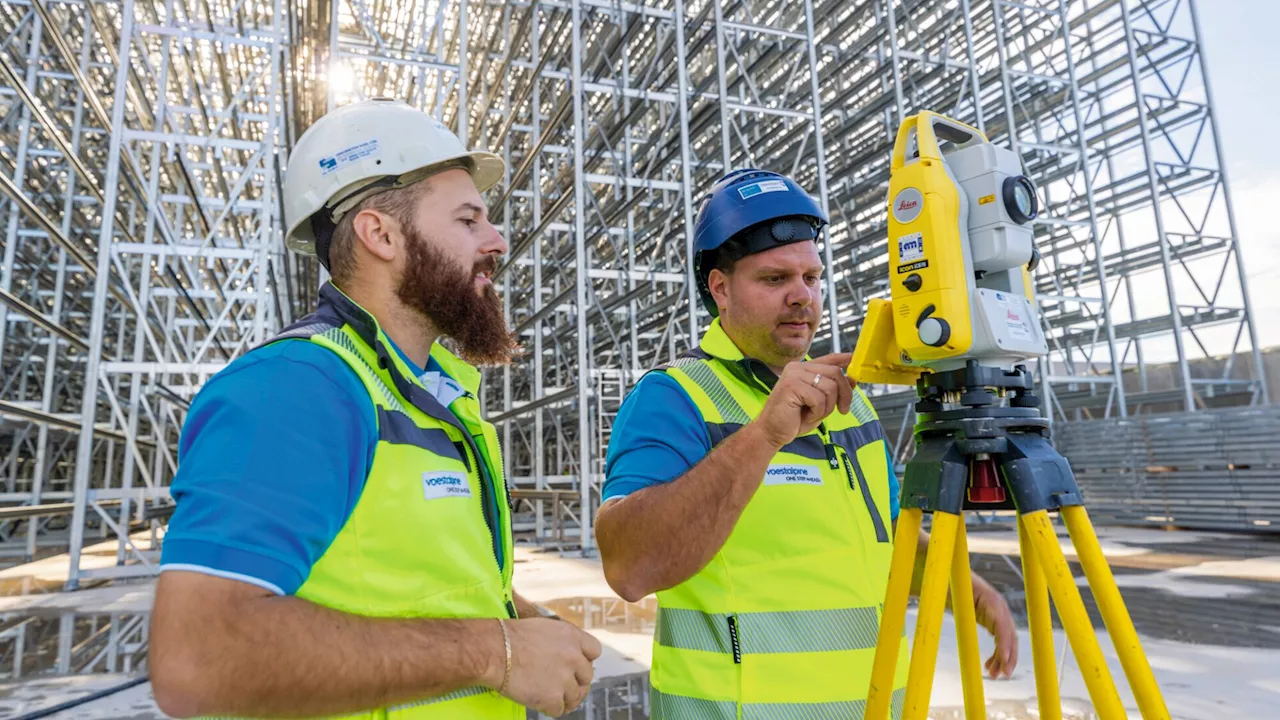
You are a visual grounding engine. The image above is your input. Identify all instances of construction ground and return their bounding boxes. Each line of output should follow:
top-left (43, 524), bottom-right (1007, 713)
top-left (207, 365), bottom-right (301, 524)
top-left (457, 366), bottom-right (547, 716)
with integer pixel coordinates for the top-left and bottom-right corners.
top-left (0, 523), bottom-right (1278, 719)
top-left (3, 0), bottom-right (1280, 717)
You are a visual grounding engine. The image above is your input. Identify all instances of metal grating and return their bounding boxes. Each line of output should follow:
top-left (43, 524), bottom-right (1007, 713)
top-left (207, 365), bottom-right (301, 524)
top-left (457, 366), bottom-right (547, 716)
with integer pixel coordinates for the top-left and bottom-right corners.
top-left (1055, 406), bottom-right (1280, 532)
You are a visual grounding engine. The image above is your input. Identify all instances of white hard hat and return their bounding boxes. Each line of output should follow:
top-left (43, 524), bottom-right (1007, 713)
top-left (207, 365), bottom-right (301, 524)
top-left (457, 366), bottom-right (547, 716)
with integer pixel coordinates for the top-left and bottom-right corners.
top-left (282, 98), bottom-right (505, 264)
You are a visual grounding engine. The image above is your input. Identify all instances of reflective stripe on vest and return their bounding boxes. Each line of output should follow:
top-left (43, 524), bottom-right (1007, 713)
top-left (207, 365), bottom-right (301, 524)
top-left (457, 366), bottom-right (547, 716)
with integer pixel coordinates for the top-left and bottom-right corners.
top-left (388, 686), bottom-right (489, 711)
top-left (656, 606), bottom-right (882, 654)
top-left (647, 319), bottom-right (908, 715)
top-left (650, 687), bottom-right (908, 720)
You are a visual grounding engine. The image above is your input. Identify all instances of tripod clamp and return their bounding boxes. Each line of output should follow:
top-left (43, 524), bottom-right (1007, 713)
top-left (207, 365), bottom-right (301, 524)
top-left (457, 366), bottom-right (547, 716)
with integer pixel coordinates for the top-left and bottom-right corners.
top-left (903, 360), bottom-right (1084, 516)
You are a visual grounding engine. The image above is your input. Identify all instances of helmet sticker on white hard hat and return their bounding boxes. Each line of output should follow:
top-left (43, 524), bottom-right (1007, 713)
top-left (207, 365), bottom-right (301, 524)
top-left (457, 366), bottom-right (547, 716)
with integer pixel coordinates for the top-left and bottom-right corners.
top-left (318, 139), bottom-right (382, 177)
top-left (737, 179), bottom-right (789, 200)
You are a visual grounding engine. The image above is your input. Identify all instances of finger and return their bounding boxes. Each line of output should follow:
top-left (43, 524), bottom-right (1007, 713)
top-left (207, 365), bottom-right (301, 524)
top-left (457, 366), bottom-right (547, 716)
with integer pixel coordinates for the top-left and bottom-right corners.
top-left (835, 368), bottom-right (853, 414)
top-left (808, 351), bottom-right (854, 368)
top-left (792, 383), bottom-right (830, 422)
top-left (560, 680), bottom-right (579, 715)
top-left (581, 630), bottom-right (603, 661)
top-left (574, 655), bottom-right (594, 687)
top-left (807, 362), bottom-right (856, 406)
top-left (561, 688), bottom-right (578, 715)
top-left (811, 376), bottom-right (839, 418)
top-left (1000, 621), bottom-right (1018, 677)
top-left (564, 686), bottom-right (588, 714)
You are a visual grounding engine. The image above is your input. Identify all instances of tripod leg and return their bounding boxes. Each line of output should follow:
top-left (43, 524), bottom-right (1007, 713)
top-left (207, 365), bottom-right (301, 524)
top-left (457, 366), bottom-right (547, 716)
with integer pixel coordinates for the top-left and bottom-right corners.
top-left (1062, 506), bottom-right (1170, 720)
top-left (902, 511), bottom-right (960, 720)
top-left (1019, 515), bottom-right (1061, 720)
top-left (949, 516), bottom-right (986, 720)
top-left (1021, 510), bottom-right (1127, 720)
top-left (866, 507), bottom-right (923, 720)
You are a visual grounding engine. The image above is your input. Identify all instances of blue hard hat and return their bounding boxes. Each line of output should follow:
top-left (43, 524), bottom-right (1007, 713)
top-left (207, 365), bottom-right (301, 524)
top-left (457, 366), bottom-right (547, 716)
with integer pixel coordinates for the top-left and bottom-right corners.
top-left (692, 169), bottom-right (829, 316)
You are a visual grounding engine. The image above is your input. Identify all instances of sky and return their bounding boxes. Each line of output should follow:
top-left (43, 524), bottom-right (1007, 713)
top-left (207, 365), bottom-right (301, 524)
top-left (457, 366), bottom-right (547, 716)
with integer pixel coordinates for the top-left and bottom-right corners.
top-left (1197, 0), bottom-right (1280, 350)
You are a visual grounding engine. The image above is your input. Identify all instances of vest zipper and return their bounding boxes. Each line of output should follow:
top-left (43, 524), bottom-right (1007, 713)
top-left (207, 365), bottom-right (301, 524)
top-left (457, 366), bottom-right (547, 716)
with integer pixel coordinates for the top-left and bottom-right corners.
top-left (840, 446), bottom-right (890, 543)
top-left (819, 422), bottom-right (840, 470)
top-left (459, 438), bottom-right (505, 574)
top-left (726, 615), bottom-right (742, 664)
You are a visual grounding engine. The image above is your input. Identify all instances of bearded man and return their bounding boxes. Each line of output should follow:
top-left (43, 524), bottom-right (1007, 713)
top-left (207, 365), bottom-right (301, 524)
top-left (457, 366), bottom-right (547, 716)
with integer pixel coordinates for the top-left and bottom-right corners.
top-left (150, 99), bottom-right (600, 720)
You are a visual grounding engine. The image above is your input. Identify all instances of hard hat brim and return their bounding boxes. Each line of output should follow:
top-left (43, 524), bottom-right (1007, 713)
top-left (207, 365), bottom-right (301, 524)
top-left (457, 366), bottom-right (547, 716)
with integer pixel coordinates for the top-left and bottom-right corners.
top-left (468, 151), bottom-right (506, 193)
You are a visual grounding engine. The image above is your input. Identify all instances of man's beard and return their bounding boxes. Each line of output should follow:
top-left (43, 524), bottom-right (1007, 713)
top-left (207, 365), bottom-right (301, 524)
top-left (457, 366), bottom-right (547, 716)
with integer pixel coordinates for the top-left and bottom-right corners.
top-left (395, 224), bottom-right (520, 366)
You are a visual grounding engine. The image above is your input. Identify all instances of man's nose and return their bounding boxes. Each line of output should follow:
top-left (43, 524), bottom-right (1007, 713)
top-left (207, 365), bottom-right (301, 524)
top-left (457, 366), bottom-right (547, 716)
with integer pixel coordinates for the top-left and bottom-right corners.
top-left (483, 221), bottom-right (508, 256)
top-left (786, 279), bottom-right (814, 307)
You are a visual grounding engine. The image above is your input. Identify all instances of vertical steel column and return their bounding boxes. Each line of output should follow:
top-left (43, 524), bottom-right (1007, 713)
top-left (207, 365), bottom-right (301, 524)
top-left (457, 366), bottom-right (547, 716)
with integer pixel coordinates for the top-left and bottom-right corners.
top-left (570, 0), bottom-right (594, 551)
top-left (118, 5), bottom-right (174, 563)
top-left (1057, 0), bottom-right (1127, 418)
top-left (0, 12), bottom-right (44, 364)
top-left (28, 6), bottom-right (87, 561)
top-left (256, 0), bottom-right (285, 347)
top-left (1187, 0), bottom-right (1269, 405)
top-left (1082, 0), bottom-right (1148, 398)
top-left (326, 0), bottom-right (342, 113)
top-left (500, 4), bottom-right (513, 487)
top-left (803, 0), bottom-right (839, 351)
top-left (672, 0), bottom-right (700, 348)
top-left (531, 1), bottom-right (547, 540)
top-left (1118, 0), bottom-right (1195, 412)
top-left (56, 613), bottom-right (73, 673)
top-left (883, 0), bottom-right (907, 121)
top-left (712, 0), bottom-right (732, 170)
top-left (457, 0), bottom-right (469, 146)
top-left (960, 0), bottom-right (985, 134)
top-left (67, 0), bottom-right (137, 590)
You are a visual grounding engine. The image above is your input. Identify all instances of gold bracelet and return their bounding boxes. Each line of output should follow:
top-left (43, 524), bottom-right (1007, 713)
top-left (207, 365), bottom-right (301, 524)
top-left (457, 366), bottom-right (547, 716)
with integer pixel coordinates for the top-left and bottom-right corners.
top-left (497, 618), bottom-right (512, 695)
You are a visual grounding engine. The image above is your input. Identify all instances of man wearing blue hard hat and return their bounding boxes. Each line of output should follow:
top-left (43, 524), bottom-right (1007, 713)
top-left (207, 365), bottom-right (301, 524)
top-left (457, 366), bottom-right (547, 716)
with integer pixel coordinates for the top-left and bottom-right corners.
top-left (595, 169), bottom-right (1017, 717)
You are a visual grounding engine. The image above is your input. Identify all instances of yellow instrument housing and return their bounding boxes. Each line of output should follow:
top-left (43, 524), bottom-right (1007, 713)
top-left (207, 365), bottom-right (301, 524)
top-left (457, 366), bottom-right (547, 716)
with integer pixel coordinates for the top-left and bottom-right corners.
top-left (887, 111), bottom-right (982, 363)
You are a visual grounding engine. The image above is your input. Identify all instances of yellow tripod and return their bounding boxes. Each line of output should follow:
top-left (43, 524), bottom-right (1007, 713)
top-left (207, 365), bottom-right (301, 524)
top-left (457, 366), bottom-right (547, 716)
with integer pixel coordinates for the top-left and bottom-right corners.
top-left (860, 365), bottom-right (1172, 720)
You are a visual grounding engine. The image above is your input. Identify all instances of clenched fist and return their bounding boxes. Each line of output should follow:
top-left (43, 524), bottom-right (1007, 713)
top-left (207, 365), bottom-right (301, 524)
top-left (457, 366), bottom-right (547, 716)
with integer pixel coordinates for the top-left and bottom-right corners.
top-left (752, 352), bottom-right (854, 449)
top-left (487, 617), bottom-right (603, 717)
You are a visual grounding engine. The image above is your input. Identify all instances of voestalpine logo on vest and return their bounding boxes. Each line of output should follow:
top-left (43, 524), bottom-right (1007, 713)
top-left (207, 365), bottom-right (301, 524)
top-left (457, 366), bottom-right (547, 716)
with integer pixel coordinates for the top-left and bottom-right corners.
top-left (422, 471), bottom-right (473, 500)
top-left (763, 464), bottom-right (824, 486)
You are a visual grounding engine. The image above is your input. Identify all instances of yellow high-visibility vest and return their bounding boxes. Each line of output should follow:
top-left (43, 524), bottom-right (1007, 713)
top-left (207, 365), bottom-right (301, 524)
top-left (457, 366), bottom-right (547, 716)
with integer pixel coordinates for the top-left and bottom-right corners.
top-left (648, 318), bottom-right (909, 719)
top-left (215, 282), bottom-right (523, 719)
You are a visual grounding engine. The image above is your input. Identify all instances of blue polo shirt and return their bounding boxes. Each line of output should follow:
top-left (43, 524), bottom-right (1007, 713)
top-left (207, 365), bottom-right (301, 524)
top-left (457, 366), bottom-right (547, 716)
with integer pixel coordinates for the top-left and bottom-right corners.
top-left (158, 337), bottom-right (467, 596)
top-left (603, 372), bottom-right (901, 520)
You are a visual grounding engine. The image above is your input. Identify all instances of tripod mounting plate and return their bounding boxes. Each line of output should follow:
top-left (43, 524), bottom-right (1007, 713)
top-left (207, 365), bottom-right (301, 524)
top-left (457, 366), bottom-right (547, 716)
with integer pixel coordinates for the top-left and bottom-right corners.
top-left (903, 406), bottom-right (1083, 515)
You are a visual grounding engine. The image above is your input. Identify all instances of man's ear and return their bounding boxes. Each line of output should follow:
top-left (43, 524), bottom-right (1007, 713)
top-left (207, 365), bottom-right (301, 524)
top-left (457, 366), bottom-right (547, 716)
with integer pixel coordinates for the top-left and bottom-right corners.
top-left (350, 209), bottom-right (398, 263)
top-left (708, 268), bottom-right (731, 314)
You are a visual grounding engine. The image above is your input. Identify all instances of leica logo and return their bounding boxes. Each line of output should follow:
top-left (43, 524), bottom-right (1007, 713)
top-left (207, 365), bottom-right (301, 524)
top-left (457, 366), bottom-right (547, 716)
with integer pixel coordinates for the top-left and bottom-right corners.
top-left (891, 188), bottom-right (924, 222)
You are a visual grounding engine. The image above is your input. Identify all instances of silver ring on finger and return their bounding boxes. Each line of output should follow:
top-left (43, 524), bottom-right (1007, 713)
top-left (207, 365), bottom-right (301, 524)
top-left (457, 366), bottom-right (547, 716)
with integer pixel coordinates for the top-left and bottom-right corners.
top-left (813, 373), bottom-right (822, 388)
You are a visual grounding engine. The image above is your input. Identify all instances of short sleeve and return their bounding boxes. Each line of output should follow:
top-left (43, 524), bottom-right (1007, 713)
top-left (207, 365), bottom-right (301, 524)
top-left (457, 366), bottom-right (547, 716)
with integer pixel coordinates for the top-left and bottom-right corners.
top-left (602, 372), bottom-right (711, 503)
top-left (159, 340), bottom-right (377, 595)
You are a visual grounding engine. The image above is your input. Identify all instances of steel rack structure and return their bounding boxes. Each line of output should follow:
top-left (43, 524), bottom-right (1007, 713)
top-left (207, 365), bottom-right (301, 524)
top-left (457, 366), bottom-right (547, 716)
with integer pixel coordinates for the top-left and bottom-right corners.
top-left (0, 0), bottom-right (1266, 602)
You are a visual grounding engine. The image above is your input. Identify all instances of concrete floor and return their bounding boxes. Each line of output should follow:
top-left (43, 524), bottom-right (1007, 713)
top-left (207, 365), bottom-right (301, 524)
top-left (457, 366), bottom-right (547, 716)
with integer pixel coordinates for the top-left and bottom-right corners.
top-left (1, 524), bottom-right (1277, 719)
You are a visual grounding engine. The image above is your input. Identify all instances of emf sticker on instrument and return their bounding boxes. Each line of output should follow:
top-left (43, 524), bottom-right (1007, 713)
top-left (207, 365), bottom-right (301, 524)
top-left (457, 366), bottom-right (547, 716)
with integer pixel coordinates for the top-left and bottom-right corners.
top-left (897, 232), bottom-right (924, 262)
